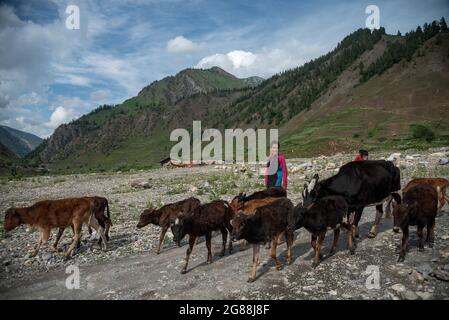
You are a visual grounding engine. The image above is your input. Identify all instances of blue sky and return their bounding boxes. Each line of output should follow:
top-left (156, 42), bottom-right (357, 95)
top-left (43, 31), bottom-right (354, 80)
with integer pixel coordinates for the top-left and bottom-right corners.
top-left (0, 0), bottom-right (448, 137)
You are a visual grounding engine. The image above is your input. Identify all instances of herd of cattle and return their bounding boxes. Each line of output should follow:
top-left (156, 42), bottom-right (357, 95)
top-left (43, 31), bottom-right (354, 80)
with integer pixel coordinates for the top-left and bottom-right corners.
top-left (3, 160), bottom-right (449, 282)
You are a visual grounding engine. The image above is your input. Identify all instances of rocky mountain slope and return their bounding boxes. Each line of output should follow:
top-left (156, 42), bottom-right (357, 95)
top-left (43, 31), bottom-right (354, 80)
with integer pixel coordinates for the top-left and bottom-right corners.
top-left (26, 20), bottom-right (449, 174)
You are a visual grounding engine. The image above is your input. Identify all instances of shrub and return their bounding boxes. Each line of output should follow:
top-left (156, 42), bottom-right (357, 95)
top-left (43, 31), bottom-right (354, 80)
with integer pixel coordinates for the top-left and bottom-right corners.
top-left (411, 124), bottom-right (435, 142)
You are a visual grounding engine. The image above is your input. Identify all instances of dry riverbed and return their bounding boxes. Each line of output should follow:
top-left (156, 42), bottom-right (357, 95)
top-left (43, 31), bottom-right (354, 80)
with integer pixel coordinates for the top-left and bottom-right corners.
top-left (0, 149), bottom-right (448, 299)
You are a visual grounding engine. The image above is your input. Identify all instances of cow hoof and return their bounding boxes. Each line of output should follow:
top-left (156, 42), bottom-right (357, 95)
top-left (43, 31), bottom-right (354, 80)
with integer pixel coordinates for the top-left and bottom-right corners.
top-left (349, 248), bottom-right (355, 255)
top-left (328, 249), bottom-right (335, 256)
top-left (312, 261), bottom-right (319, 268)
top-left (219, 250), bottom-right (225, 257)
top-left (156, 251), bottom-right (161, 255)
top-left (180, 269), bottom-right (187, 274)
top-left (207, 259), bottom-right (212, 264)
top-left (367, 232), bottom-right (377, 238)
top-left (275, 265), bottom-right (282, 271)
top-left (247, 277), bottom-right (256, 283)
top-left (428, 243), bottom-right (434, 248)
top-left (397, 256), bottom-right (405, 263)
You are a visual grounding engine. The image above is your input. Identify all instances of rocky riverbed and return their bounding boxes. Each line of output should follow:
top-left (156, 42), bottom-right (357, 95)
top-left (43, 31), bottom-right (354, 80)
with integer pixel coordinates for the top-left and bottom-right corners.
top-left (0, 148), bottom-right (448, 299)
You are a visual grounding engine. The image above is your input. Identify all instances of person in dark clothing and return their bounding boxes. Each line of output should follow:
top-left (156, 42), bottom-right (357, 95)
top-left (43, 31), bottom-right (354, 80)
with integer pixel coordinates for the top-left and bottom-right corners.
top-left (354, 149), bottom-right (369, 161)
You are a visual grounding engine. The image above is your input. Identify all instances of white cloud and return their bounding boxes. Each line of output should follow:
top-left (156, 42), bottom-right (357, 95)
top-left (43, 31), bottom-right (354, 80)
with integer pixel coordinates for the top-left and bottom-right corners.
top-left (196, 41), bottom-right (323, 78)
top-left (46, 106), bottom-right (78, 129)
top-left (166, 36), bottom-right (203, 54)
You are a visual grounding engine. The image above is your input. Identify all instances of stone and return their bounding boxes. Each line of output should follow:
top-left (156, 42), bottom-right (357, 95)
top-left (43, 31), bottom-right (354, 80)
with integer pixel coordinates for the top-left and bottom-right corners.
top-left (416, 263), bottom-right (433, 278)
top-left (391, 284), bottom-right (406, 292)
top-left (431, 269), bottom-right (449, 282)
top-left (409, 270), bottom-right (424, 282)
top-left (401, 290), bottom-right (420, 300)
top-left (438, 157), bottom-right (449, 165)
top-left (387, 153), bottom-right (402, 161)
top-left (415, 291), bottom-right (433, 300)
top-left (131, 181), bottom-right (151, 189)
top-left (41, 253), bottom-right (52, 262)
top-left (326, 162), bottom-right (336, 170)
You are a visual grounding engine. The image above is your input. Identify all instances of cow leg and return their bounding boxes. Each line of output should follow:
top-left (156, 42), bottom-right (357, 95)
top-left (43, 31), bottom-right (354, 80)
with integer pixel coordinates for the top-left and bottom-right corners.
top-left (285, 229), bottom-right (294, 265)
top-left (104, 219), bottom-right (111, 241)
top-left (68, 225), bottom-right (81, 249)
top-left (426, 219), bottom-right (435, 248)
top-left (240, 240), bottom-right (247, 251)
top-left (89, 216), bottom-right (108, 251)
top-left (398, 226), bottom-right (409, 262)
top-left (223, 221), bottom-right (233, 254)
top-left (205, 232), bottom-right (213, 264)
top-left (312, 231), bottom-right (326, 268)
top-left (248, 244), bottom-right (260, 283)
top-left (368, 204), bottom-right (383, 238)
top-left (156, 225), bottom-right (169, 254)
top-left (270, 236), bottom-right (281, 270)
top-left (329, 228), bottom-right (340, 256)
top-left (384, 197), bottom-right (393, 219)
top-left (311, 234), bottom-right (317, 250)
top-left (219, 227), bottom-right (227, 256)
top-left (417, 225), bottom-right (425, 252)
top-left (65, 222), bottom-right (83, 258)
top-left (352, 208), bottom-right (363, 239)
top-left (343, 223), bottom-right (356, 254)
top-left (31, 227), bottom-right (50, 257)
top-left (52, 228), bottom-right (65, 252)
top-left (181, 235), bottom-right (196, 274)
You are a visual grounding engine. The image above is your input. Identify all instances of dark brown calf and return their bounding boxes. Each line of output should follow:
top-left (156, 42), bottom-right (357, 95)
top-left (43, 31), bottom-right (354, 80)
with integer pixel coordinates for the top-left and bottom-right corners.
top-left (136, 197), bottom-right (200, 254)
top-left (171, 200), bottom-right (233, 274)
top-left (391, 184), bottom-right (438, 262)
top-left (4, 197), bottom-right (108, 257)
top-left (294, 195), bottom-right (354, 268)
top-left (230, 198), bottom-right (294, 282)
top-left (403, 178), bottom-right (449, 211)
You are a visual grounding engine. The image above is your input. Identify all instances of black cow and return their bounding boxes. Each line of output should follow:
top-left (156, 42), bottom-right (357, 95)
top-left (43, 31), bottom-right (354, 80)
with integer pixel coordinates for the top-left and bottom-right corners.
top-left (303, 160), bottom-right (401, 238)
top-left (294, 195), bottom-right (354, 268)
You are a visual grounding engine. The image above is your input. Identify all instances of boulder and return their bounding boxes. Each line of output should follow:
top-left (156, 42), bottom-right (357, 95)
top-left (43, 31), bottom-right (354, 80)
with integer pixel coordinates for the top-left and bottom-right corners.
top-left (438, 157), bottom-right (449, 165)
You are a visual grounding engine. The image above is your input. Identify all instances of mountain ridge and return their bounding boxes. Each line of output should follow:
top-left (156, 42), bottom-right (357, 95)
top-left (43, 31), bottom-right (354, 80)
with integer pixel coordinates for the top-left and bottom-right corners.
top-left (0, 125), bottom-right (43, 157)
top-left (25, 19), bottom-right (449, 174)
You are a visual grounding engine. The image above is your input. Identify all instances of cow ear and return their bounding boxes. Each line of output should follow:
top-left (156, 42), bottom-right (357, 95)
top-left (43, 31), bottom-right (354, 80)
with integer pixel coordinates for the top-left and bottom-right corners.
top-left (391, 192), bottom-right (402, 205)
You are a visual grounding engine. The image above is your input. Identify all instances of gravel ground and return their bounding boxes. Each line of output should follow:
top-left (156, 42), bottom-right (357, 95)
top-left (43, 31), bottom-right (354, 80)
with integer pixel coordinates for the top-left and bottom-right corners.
top-left (0, 149), bottom-right (448, 299)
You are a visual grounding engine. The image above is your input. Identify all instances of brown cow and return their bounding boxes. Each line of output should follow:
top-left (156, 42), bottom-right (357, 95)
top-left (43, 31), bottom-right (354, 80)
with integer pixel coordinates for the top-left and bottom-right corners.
top-left (229, 187), bottom-right (286, 213)
top-left (171, 200), bottom-right (234, 274)
top-left (230, 198), bottom-right (294, 282)
top-left (54, 196), bottom-right (112, 250)
top-left (391, 184), bottom-right (438, 262)
top-left (402, 178), bottom-right (449, 211)
top-left (136, 197), bottom-right (200, 254)
top-left (3, 197), bottom-right (108, 257)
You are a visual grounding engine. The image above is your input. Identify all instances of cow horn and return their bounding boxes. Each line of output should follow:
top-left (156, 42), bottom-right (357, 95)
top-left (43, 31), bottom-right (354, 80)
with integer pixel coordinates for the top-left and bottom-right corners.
top-left (308, 176), bottom-right (318, 192)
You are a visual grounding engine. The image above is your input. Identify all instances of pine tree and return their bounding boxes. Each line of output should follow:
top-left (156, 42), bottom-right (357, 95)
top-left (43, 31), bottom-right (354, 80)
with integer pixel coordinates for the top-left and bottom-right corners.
top-left (441, 17), bottom-right (448, 32)
top-left (397, 30), bottom-right (402, 36)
